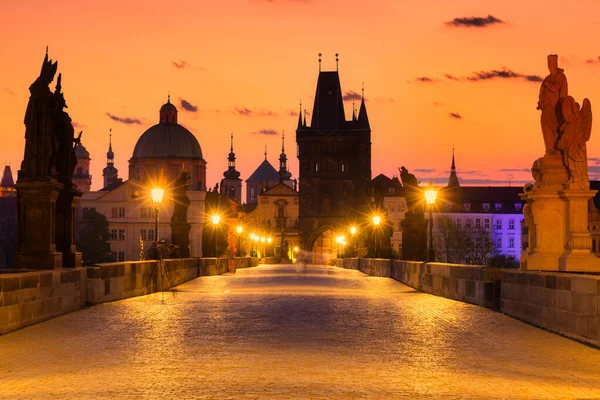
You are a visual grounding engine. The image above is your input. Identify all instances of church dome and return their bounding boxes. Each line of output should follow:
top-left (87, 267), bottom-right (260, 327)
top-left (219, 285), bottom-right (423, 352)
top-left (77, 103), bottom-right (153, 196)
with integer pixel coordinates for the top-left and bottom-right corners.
top-left (131, 98), bottom-right (203, 160)
top-left (74, 143), bottom-right (89, 159)
top-left (132, 124), bottom-right (203, 159)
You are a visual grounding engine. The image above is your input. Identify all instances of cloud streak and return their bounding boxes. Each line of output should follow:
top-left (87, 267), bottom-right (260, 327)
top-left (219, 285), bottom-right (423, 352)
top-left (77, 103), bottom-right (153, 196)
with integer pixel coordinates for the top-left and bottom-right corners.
top-left (2, 87), bottom-right (15, 95)
top-left (585, 56), bottom-right (600, 64)
top-left (251, 129), bottom-right (279, 136)
top-left (466, 69), bottom-right (542, 82)
top-left (449, 112), bottom-right (462, 119)
top-left (342, 91), bottom-right (363, 101)
top-left (106, 113), bottom-right (142, 125)
top-left (414, 77), bottom-right (436, 83)
top-left (179, 98), bottom-right (199, 112)
top-left (446, 15), bottom-right (505, 28)
top-left (232, 106), bottom-right (278, 117)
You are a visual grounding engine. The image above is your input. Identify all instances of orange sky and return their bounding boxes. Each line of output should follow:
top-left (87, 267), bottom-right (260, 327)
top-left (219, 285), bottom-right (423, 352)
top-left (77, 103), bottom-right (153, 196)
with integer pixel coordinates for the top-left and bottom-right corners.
top-left (2, 0), bottom-right (600, 192)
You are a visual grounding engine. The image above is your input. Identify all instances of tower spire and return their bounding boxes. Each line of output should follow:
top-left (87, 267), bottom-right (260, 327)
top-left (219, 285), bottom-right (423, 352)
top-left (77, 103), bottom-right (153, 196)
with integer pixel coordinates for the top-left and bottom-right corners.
top-left (447, 147), bottom-right (460, 188)
top-left (281, 130), bottom-right (285, 153)
top-left (230, 130), bottom-right (234, 152)
top-left (297, 100), bottom-right (303, 129)
top-left (336, 53), bottom-right (339, 71)
top-left (265, 145), bottom-right (267, 161)
top-left (318, 53), bottom-right (322, 72)
top-left (303, 109), bottom-right (307, 127)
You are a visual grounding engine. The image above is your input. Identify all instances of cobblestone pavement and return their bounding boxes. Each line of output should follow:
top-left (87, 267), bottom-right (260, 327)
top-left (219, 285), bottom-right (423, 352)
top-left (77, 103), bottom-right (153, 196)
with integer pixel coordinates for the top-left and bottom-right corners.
top-left (1, 264), bottom-right (600, 399)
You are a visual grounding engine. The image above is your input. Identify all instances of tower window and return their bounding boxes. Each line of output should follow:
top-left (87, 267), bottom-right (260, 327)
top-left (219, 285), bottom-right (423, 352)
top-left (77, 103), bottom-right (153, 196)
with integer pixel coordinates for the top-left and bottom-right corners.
top-left (341, 163), bottom-right (345, 172)
top-left (315, 162), bottom-right (319, 172)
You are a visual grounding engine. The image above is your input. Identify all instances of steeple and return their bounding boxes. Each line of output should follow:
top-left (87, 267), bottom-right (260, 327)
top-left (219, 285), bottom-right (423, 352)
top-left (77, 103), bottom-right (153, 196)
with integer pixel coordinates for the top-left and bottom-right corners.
top-left (303, 109), bottom-right (307, 127)
top-left (447, 147), bottom-right (460, 188)
top-left (310, 67), bottom-right (345, 130)
top-left (297, 101), bottom-right (303, 129)
top-left (0, 165), bottom-right (16, 197)
top-left (223, 132), bottom-right (240, 180)
top-left (279, 130), bottom-right (292, 182)
top-left (357, 83), bottom-right (370, 129)
top-left (103, 130), bottom-right (119, 189)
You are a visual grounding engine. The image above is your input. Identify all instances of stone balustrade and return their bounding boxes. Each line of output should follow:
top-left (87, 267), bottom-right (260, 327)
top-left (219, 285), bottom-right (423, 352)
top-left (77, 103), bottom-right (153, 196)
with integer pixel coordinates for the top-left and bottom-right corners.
top-left (0, 256), bottom-right (270, 335)
top-left (502, 270), bottom-right (600, 346)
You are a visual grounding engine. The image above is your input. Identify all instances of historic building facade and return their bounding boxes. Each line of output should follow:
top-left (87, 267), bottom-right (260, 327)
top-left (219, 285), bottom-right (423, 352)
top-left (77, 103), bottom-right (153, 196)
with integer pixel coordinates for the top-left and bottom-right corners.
top-left (77, 98), bottom-right (206, 261)
top-left (296, 68), bottom-right (372, 260)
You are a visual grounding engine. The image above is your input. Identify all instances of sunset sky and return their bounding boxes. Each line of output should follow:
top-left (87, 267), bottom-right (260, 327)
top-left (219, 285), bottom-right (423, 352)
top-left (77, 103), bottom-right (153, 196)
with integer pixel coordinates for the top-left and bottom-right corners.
top-left (2, 0), bottom-right (600, 193)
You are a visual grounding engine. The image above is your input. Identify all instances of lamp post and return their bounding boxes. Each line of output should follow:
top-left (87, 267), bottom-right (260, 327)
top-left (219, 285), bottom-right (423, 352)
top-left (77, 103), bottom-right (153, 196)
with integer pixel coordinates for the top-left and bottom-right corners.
top-left (424, 182), bottom-right (438, 262)
top-left (211, 214), bottom-right (220, 258)
top-left (151, 188), bottom-right (164, 250)
top-left (350, 226), bottom-right (357, 257)
top-left (372, 215), bottom-right (381, 258)
top-left (236, 225), bottom-right (243, 257)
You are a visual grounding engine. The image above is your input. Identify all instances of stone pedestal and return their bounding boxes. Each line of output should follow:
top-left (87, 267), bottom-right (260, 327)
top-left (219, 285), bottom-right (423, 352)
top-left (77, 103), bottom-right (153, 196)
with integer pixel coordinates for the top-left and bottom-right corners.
top-left (521, 154), bottom-right (600, 272)
top-left (13, 181), bottom-right (63, 270)
top-left (171, 222), bottom-right (191, 258)
top-left (56, 186), bottom-right (83, 268)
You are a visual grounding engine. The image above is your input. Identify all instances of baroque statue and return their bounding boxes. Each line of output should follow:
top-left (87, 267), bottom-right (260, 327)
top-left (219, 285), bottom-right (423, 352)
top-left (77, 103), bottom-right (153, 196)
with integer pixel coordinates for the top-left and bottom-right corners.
top-left (537, 54), bottom-right (568, 155)
top-left (558, 96), bottom-right (592, 189)
top-left (21, 50), bottom-right (59, 180)
top-left (53, 73), bottom-right (81, 187)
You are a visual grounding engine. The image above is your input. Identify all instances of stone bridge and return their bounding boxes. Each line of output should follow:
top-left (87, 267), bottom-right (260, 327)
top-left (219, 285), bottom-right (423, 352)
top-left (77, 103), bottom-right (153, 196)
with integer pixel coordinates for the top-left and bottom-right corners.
top-left (1, 262), bottom-right (599, 399)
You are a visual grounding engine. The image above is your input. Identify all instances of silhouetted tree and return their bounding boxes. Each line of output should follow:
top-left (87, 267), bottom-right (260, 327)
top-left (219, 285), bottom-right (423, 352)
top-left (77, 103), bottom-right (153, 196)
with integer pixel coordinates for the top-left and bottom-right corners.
top-left (434, 216), bottom-right (493, 265)
top-left (76, 210), bottom-right (111, 265)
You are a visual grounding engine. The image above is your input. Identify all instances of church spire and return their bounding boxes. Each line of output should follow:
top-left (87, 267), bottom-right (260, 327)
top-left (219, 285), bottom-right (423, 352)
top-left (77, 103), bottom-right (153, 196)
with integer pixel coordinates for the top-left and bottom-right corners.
top-left (447, 147), bottom-right (460, 188)
top-left (107, 129), bottom-right (114, 165)
top-left (223, 131), bottom-right (241, 181)
top-left (103, 129), bottom-right (119, 189)
top-left (297, 101), bottom-right (303, 129)
top-left (357, 83), bottom-right (370, 129)
top-left (279, 130), bottom-right (291, 182)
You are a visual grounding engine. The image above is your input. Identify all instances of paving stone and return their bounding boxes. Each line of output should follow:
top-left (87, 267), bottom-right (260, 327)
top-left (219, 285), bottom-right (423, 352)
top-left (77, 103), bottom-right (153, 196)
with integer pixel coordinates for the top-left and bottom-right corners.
top-left (0, 263), bottom-right (599, 399)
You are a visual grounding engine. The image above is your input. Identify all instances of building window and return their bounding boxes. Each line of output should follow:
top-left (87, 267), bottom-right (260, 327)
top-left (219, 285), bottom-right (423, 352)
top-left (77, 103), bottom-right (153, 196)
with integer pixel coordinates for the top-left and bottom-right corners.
top-left (119, 207), bottom-right (125, 218)
top-left (445, 203), bottom-right (452, 212)
top-left (593, 239), bottom-right (597, 252)
top-left (110, 229), bottom-right (117, 240)
top-left (141, 208), bottom-right (148, 218)
top-left (483, 203), bottom-right (490, 212)
top-left (475, 218), bottom-right (481, 228)
top-left (466, 218), bottom-right (472, 228)
top-left (111, 207), bottom-right (118, 218)
top-left (118, 229), bottom-right (125, 240)
top-left (509, 237), bottom-right (515, 248)
top-left (495, 220), bottom-right (502, 230)
top-left (140, 229), bottom-right (147, 241)
top-left (495, 203), bottom-right (502, 210)
top-left (388, 202), bottom-right (395, 212)
top-left (456, 218), bottom-right (462, 228)
top-left (509, 219), bottom-right (515, 230)
top-left (110, 252), bottom-right (117, 262)
top-left (118, 251), bottom-right (125, 262)
top-left (484, 218), bottom-right (490, 229)
top-left (515, 203), bottom-right (522, 212)
top-left (496, 237), bottom-right (502, 249)
top-left (315, 162), bottom-right (319, 172)
top-left (464, 203), bottom-right (471, 211)
top-left (341, 163), bottom-right (345, 172)
top-left (148, 229), bottom-right (155, 241)
top-left (250, 188), bottom-right (256, 203)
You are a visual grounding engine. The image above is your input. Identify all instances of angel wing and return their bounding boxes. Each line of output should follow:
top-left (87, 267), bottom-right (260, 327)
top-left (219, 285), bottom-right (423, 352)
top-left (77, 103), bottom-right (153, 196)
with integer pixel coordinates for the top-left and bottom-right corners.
top-left (581, 98), bottom-right (592, 141)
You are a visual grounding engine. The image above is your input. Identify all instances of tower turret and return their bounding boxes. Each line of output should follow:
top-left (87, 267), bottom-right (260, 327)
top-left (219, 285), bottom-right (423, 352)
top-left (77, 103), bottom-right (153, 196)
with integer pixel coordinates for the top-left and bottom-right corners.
top-left (447, 148), bottom-right (460, 188)
top-left (220, 132), bottom-right (242, 203)
top-left (102, 130), bottom-right (120, 189)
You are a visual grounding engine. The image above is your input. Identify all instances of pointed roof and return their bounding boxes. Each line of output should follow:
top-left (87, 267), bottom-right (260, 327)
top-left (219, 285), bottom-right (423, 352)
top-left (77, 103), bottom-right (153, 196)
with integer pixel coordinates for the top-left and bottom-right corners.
top-left (223, 132), bottom-right (241, 180)
top-left (357, 88), bottom-right (370, 129)
top-left (297, 102), bottom-right (303, 129)
top-left (310, 71), bottom-right (346, 130)
top-left (107, 131), bottom-right (114, 160)
top-left (74, 143), bottom-right (90, 159)
top-left (246, 159), bottom-right (280, 182)
top-left (0, 165), bottom-right (14, 188)
top-left (448, 148), bottom-right (460, 188)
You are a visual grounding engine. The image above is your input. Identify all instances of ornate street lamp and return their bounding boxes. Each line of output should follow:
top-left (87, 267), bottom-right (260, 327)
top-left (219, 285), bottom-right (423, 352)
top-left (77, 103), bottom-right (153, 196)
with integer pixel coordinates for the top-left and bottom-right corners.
top-left (211, 214), bottom-right (220, 258)
top-left (424, 182), bottom-right (438, 262)
top-left (236, 225), bottom-right (243, 257)
top-left (372, 215), bottom-right (381, 258)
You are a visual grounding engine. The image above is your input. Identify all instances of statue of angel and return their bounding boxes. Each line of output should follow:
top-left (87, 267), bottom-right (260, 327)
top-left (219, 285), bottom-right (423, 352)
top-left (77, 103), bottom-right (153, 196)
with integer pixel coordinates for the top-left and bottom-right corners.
top-left (557, 96), bottom-right (592, 189)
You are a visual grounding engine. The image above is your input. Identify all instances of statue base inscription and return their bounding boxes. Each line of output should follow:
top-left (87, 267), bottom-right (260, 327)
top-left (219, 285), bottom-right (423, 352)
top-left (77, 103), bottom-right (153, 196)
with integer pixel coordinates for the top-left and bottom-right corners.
top-left (521, 155), bottom-right (600, 272)
top-left (13, 181), bottom-right (63, 270)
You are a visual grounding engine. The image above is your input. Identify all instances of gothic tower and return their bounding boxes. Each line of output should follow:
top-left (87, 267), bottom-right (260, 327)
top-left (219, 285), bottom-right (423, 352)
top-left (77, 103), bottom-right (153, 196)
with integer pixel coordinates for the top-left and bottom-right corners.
top-left (73, 142), bottom-right (92, 192)
top-left (296, 60), bottom-right (372, 250)
top-left (220, 132), bottom-right (242, 203)
top-left (102, 131), bottom-right (120, 189)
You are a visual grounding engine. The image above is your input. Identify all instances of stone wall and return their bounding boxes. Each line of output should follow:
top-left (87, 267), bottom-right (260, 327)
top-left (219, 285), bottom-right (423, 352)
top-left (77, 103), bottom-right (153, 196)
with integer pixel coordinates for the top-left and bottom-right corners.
top-left (0, 269), bottom-right (86, 334)
top-left (502, 270), bottom-right (600, 347)
top-left (335, 258), bottom-right (502, 310)
top-left (1, 256), bottom-right (268, 335)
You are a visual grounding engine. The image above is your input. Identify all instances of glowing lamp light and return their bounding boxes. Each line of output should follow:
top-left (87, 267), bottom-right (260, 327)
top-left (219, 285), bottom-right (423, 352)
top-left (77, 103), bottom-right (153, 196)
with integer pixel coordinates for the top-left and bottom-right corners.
top-left (267, 237), bottom-right (272, 244)
top-left (350, 226), bottom-right (357, 235)
top-left (250, 233), bottom-right (256, 240)
top-left (261, 237), bottom-right (266, 243)
top-left (336, 236), bottom-right (342, 244)
top-left (151, 188), bottom-right (164, 204)
top-left (343, 241), bottom-right (347, 246)
top-left (425, 183), bottom-right (438, 206)
top-left (372, 215), bottom-right (381, 226)
top-left (294, 247), bottom-right (299, 253)
top-left (211, 215), bottom-right (220, 225)
top-left (236, 225), bottom-right (243, 234)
